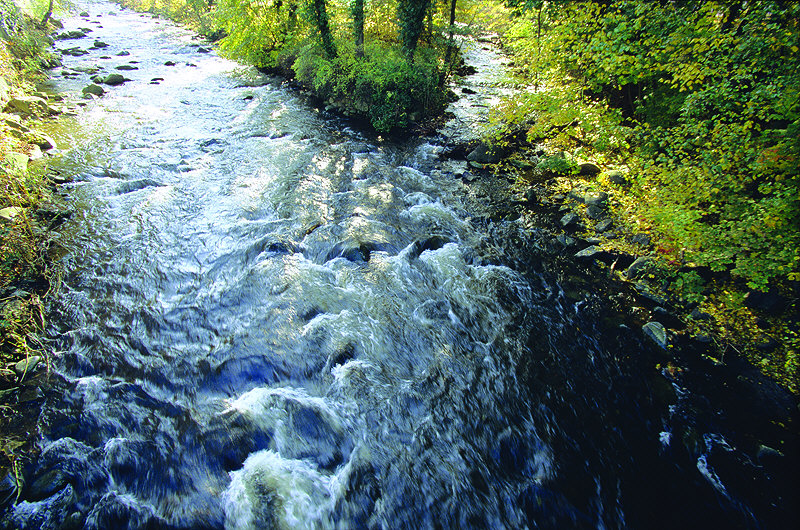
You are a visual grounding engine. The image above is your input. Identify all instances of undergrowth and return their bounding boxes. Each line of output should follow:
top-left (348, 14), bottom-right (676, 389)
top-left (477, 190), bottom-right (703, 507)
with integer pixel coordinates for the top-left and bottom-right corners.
top-left (1, 0), bottom-right (63, 495)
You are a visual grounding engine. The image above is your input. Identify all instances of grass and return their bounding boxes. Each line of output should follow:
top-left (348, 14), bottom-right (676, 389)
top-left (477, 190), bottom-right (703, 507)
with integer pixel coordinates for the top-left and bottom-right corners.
top-left (0, 0), bottom-right (63, 499)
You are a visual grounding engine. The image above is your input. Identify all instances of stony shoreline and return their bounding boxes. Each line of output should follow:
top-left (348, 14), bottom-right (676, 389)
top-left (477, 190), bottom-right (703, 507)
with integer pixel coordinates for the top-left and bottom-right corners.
top-left (441, 138), bottom-right (799, 515)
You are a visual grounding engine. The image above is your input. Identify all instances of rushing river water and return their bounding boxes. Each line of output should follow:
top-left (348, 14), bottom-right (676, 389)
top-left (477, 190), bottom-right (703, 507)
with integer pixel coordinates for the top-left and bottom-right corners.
top-left (2, 2), bottom-right (797, 529)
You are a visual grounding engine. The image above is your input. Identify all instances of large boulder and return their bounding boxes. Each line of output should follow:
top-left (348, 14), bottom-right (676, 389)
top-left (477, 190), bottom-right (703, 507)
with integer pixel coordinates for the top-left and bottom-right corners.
top-left (83, 84), bottom-right (105, 96)
top-left (3, 152), bottom-right (29, 175)
top-left (4, 96), bottom-right (50, 116)
top-left (579, 161), bottom-right (601, 175)
top-left (0, 78), bottom-right (9, 105)
top-left (466, 142), bottom-right (508, 165)
top-left (584, 191), bottom-right (609, 206)
top-left (103, 73), bottom-right (128, 86)
top-left (26, 131), bottom-right (57, 150)
top-left (624, 256), bottom-right (652, 280)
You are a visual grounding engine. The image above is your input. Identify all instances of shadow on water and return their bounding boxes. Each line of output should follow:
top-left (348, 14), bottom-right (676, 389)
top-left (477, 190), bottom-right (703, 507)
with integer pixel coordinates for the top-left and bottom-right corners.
top-left (2, 1), bottom-right (797, 529)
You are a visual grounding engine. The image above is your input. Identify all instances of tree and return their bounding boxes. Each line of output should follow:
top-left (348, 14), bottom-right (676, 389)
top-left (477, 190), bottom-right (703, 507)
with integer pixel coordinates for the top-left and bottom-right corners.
top-left (397, 0), bottom-right (431, 61)
top-left (352, 0), bottom-right (364, 57)
top-left (310, 0), bottom-right (336, 59)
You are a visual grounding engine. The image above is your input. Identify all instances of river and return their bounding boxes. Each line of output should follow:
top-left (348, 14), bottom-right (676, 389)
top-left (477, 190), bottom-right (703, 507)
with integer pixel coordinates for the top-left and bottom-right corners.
top-left (2, 1), bottom-right (796, 529)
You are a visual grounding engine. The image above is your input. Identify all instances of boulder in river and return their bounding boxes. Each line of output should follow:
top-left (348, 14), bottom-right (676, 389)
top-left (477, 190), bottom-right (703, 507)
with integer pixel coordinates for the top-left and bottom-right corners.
top-left (60, 47), bottom-right (89, 57)
top-left (26, 131), bottom-right (57, 150)
top-left (82, 84), bottom-right (105, 97)
top-left (466, 142), bottom-right (508, 165)
top-left (55, 29), bottom-right (88, 40)
top-left (102, 74), bottom-right (128, 86)
top-left (642, 321), bottom-right (669, 349)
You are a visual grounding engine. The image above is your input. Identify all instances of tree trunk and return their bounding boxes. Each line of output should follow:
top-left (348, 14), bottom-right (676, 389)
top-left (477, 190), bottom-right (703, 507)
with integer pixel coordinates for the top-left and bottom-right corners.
top-left (443, 0), bottom-right (457, 65)
top-left (352, 0), bottom-right (365, 58)
top-left (41, 0), bottom-right (54, 26)
top-left (398, 0), bottom-right (431, 62)
top-left (311, 0), bottom-right (337, 59)
top-left (440, 0), bottom-right (457, 86)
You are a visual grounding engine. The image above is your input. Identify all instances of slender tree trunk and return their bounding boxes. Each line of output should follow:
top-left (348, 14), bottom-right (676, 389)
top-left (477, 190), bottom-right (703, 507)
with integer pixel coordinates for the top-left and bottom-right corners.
top-left (311, 0), bottom-right (337, 59)
top-left (352, 0), bottom-right (365, 58)
top-left (41, 0), bottom-right (54, 26)
top-left (440, 0), bottom-right (457, 86)
top-left (443, 0), bottom-right (457, 65)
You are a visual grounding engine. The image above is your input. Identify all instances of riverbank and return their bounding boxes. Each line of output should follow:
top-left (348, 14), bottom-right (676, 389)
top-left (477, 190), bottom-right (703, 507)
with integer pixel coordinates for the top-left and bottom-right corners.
top-left (454, 136), bottom-right (799, 394)
top-left (0, 0), bottom-right (70, 502)
top-left (440, 146), bottom-right (799, 525)
top-left (474, 1), bottom-right (799, 395)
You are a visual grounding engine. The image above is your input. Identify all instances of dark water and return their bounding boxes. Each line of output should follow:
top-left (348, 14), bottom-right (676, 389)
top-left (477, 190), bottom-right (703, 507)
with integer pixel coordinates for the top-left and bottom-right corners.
top-left (3, 2), bottom-right (796, 529)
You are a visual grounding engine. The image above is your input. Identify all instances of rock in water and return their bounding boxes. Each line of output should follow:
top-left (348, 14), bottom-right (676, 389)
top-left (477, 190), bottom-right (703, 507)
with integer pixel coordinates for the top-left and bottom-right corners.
top-left (642, 322), bottom-right (668, 349)
top-left (103, 74), bottom-right (127, 86)
top-left (13, 356), bottom-right (42, 379)
top-left (83, 84), bottom-right (105, 96)
top-left (466, 142), bottom-right (507, 164)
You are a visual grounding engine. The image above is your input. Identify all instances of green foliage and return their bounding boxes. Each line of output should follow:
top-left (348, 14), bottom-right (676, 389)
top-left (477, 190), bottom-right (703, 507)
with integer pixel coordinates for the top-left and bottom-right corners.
top-left (293, 41), bottom-right (445, 131)
top-left (1, 0), bottom-right (58, 79)
top-left (669, 271), bottom-right (706, 304)
top-left (396, 0), bottom-right (430, 60)
top-left (496, 0), bottom-right (800, 291)
top-left (535, 153), bottom-right (575, 176)
top-left (210, 0), bottom-right (454, 132)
